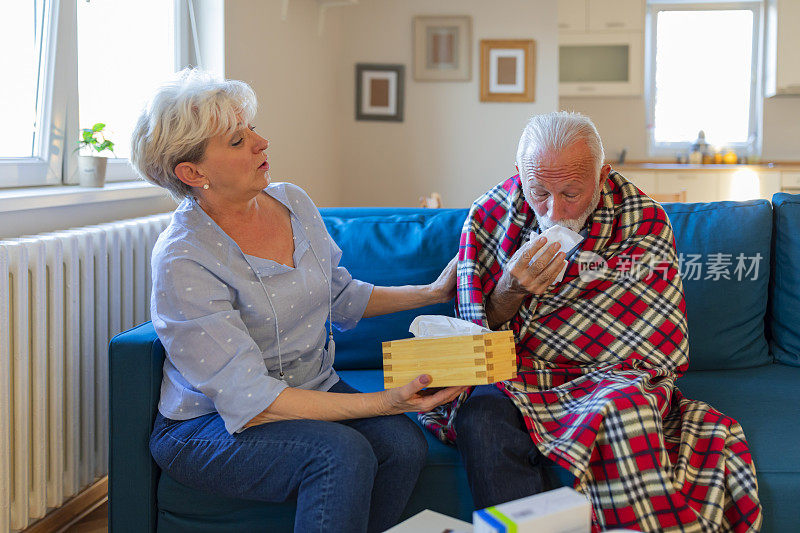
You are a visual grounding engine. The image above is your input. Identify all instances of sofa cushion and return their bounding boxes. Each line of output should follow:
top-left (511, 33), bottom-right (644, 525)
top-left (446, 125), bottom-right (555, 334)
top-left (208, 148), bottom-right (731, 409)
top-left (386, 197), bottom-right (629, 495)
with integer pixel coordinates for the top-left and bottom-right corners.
top-left (677, 363), bottom-right (800, 533)
top-left (663, 201), bottom-right (772, 370)
top-left (157, 473), bottom-right (296, 532)
top-left (322, 208), bottom-right (469, 370)
top-left (769, 193), bottom-right (800, 367)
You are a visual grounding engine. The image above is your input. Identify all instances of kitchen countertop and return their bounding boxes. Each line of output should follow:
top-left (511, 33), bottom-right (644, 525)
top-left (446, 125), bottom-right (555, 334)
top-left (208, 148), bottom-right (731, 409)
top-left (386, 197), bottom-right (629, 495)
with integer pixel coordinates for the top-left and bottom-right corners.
top-left (609, 161), bottom-right (800, 171)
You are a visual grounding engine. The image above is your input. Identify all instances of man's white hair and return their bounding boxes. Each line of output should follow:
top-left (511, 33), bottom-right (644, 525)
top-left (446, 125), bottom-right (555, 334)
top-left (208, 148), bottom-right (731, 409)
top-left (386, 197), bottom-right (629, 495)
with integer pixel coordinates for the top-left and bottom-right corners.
top-left (130, 68), bottom-right (257, 201)
top-left (516, 111), bottom-right (605, 177)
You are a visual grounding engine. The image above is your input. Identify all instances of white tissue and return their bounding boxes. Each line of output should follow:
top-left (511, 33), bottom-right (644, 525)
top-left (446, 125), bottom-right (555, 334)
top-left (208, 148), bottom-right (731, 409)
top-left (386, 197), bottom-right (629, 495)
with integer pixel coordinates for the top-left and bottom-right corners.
top-left (409, 315), bottom-right (490, 338)
top-left (528, 224), bottom-right (585, 284)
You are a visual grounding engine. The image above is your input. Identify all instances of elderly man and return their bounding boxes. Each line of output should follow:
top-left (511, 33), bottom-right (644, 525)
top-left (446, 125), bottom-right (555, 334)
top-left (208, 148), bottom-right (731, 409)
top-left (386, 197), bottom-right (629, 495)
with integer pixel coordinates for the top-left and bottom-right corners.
top-left (420, 112), bottom-right (762, 532)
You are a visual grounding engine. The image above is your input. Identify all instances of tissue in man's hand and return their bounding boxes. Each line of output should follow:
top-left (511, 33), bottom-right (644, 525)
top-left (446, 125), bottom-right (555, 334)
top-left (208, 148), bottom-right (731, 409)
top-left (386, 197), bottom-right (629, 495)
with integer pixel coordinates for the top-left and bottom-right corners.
top-left (382, 315), bottom-right (516, 388)
top-left (528, 225), bottom-right (585, 284)
top-left (409, 315), bottom-right (490, 338)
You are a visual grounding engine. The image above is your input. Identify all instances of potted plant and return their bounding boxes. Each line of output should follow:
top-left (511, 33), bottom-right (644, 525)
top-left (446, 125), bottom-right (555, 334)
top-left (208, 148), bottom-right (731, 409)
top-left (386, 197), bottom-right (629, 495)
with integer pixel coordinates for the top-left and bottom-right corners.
top-left (76, 122), bottom-right (115, 187)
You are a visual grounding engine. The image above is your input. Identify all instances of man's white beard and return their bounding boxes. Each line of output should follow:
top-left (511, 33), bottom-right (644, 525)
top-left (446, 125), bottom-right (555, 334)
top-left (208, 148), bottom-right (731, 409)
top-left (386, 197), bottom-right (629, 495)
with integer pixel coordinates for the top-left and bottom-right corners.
top-left (535, 183), bottom-right (602, 233)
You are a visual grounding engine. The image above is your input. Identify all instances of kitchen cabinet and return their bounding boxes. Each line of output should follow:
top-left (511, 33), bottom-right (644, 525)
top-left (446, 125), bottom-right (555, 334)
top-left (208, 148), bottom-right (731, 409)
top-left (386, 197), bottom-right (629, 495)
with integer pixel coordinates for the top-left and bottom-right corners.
top-left (558, 0), bottom-right (645, 33)
top-left (616, 166), bottom-right (791, 202)
top-left (765, 0), bottom-right (800, 96)
top-left (558, 0), bottom-right (587, 32)
top-left (781, 172), bottom-right (800, 190)
top-left (559, 32), bottom-right (644, 96)
top-left (759, 172), bottom-right (782, 200)
top-left (718, 171), bottom-right (781, 201)
top-left (627, 170), bottom-right (657, 195)
top-left (558, 0), bottom-right (645, 96)
top-left (588, 0), bottom-right (645, 32)
top-left (657, 172), bottom-right (719, 203)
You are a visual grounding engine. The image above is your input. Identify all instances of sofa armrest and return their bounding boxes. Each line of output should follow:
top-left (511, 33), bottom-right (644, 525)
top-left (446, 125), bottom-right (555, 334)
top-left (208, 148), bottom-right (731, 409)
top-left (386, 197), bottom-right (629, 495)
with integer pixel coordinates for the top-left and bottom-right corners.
top-left (109, 322), bottom-right (164, 533)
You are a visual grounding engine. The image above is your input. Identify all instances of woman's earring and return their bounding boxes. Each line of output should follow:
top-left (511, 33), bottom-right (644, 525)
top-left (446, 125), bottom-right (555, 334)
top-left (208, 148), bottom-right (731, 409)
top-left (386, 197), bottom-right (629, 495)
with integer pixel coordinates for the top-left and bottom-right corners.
top-left (203, 183), bottom-right (209, 190)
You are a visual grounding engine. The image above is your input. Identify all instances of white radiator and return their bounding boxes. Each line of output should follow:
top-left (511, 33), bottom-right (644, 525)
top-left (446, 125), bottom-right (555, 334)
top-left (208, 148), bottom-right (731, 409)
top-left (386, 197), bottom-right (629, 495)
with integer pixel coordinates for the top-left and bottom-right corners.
top-left (0, 212), bottom-right (172, 532)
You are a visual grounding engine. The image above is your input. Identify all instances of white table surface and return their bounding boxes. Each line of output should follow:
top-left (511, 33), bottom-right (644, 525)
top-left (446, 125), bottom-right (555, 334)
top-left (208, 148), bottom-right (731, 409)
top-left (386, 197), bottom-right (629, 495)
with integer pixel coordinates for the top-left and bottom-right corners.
top-left (384, 509), bottom-right (473, 533)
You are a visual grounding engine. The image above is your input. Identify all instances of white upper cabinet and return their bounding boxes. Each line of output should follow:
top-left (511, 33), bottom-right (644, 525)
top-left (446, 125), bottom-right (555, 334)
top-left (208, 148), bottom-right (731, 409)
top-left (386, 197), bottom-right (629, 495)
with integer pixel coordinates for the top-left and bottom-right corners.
top-left (588, 0), bottom-right (645, 32)
top-left (765, 0), bottom-right (800, 96)
top-left (558, 0), bottom-right (645, 96)
top-left (558, 0), bottom-right (644, 33)
top-left (559, 32), bottom-right (644, 96)
top-left (559, 0), bottom-right (588, 32)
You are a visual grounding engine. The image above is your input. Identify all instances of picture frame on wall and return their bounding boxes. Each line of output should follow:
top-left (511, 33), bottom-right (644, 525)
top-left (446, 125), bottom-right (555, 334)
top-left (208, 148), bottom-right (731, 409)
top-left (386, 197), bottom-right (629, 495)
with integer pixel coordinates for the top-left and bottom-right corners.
top-left (413, 16), bottom-right (471, 81)
top-left (479, 39), bottom-right (536, 102)
top-left (355, 63), bottom-right (405, 122)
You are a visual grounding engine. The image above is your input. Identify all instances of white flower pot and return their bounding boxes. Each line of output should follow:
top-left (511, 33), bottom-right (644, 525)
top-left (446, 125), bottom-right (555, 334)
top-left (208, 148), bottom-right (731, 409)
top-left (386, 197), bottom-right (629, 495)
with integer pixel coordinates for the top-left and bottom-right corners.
top-left (77, 156), bottom-right (108, 187)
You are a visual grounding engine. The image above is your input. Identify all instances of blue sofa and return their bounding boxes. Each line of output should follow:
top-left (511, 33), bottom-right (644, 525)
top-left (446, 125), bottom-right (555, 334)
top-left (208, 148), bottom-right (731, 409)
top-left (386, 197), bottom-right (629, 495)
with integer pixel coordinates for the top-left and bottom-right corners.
top-left (109, 194), bottom-right (800, 532)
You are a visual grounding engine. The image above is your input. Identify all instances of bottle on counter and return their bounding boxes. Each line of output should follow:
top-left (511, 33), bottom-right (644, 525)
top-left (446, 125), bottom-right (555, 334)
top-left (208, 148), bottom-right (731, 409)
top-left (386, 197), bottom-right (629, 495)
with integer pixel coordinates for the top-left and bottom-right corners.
top-left (689, 130), bottom-right (709, 164)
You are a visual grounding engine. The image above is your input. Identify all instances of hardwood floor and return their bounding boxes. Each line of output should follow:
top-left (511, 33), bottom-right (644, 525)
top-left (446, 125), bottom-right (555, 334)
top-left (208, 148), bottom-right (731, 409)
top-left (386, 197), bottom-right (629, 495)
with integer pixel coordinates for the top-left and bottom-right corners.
top-left (23, 478), bottom-right (108, 533)
top-left (63, 501), bottom-right (107, 533)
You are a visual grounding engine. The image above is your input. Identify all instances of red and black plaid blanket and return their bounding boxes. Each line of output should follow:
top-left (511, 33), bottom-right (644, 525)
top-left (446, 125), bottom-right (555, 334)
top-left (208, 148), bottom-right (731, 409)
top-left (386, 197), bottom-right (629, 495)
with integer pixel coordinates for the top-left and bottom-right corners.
top-left (419, 171), bottom-right (762, 532)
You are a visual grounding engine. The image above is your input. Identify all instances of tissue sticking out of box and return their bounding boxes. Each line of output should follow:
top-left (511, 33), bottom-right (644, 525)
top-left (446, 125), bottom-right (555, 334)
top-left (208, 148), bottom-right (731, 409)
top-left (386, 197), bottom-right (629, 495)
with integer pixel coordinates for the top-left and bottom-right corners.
top-left (528, 224), bottom-right (585, 285)
top-left (409, 315), bottom-right (490, 339)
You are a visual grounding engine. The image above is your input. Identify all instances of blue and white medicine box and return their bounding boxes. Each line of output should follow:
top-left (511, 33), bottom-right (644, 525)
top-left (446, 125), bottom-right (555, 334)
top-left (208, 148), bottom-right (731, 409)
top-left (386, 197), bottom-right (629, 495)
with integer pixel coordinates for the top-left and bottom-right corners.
top-left (473, 486), bottom-right (591, 533)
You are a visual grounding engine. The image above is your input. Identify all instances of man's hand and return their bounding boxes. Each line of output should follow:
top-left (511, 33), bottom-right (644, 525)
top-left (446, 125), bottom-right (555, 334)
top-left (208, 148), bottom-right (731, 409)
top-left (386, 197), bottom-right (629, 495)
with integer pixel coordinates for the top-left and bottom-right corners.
top-left (502, 236), bottom-right (567, 296)
top-left (379, 374), bottom-right (468, 415)
top-left (485, 237), bottom-right (566, 329)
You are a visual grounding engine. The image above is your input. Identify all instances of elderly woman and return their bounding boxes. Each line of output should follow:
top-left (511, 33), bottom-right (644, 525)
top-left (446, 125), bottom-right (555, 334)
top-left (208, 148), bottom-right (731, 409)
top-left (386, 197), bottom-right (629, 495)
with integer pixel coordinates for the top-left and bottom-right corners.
top-left (130, 69), bottom-right (465, 533)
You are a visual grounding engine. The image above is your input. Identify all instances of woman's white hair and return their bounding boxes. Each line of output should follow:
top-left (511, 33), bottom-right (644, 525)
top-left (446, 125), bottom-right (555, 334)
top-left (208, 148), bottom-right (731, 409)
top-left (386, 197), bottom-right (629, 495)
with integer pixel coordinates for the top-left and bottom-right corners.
top-left (516, 111), bottom-right (605, 177)
top-left (130, 68), bottom-right (257, 201)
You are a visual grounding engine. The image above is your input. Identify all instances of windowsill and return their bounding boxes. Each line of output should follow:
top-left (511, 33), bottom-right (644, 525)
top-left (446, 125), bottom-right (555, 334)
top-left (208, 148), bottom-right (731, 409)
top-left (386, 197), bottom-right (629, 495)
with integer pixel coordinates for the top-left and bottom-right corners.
top-left (0, 180), bottom-right (172, 213)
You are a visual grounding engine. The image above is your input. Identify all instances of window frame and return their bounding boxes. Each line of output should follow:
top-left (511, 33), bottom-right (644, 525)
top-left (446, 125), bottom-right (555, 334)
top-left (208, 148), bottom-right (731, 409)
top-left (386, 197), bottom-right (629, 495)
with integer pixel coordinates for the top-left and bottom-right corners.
top-left (645, 0), bottom-right (764, 157)
top-left (0, 0), bottom-right (192, 189)
top-left (0, 0), bottom-right (61, 187)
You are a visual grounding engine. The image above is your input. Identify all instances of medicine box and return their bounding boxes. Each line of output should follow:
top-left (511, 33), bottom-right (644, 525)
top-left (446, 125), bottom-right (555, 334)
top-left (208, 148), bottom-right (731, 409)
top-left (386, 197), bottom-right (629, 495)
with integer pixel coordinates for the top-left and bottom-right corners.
top-left (381, 331), bottom-right (516, 388)
top-left (473, 487), bottom-right (591, 533)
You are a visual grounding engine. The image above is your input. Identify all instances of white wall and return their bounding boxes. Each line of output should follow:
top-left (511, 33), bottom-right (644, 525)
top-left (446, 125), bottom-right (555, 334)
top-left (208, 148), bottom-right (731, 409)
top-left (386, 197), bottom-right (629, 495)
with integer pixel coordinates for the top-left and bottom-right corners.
top-left (336, 0), bottom-right (558, 208)
top-left (224, 0), bottom-right (344, 206)
top-left (559, 96), bottom-right (649, 163)
top-left (224, 0), bottom-right (558, 208)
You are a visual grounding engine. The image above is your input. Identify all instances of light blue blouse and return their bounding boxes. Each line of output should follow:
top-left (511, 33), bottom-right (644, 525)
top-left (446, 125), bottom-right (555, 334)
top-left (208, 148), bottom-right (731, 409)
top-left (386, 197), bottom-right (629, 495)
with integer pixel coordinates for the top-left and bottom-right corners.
top-left (150, 182), bottom-right (374, 434)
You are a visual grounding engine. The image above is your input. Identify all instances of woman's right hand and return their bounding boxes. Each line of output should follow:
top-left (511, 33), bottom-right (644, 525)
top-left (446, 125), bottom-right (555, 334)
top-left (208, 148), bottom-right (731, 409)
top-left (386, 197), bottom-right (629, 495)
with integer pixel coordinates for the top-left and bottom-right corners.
top-left (379, 375), bottom-right (468, 415)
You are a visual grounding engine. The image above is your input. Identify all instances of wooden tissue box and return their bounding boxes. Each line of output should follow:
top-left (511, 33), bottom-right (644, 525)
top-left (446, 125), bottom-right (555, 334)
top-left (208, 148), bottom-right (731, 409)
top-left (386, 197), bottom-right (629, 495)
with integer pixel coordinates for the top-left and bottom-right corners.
top-left (382, 331), bottom-right (517, 389)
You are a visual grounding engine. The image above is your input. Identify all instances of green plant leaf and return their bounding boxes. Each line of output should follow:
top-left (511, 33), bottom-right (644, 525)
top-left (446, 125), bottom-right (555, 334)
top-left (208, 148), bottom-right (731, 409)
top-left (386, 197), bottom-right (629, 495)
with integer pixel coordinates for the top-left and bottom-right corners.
top-left (92, 122), bottom-right (105, 132)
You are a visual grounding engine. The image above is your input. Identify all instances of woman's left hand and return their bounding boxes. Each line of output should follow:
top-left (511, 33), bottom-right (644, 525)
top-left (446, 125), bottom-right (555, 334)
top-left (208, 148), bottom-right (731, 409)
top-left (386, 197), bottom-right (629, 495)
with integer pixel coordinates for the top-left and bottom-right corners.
top-left (429, 254), bottom-right (458, 303)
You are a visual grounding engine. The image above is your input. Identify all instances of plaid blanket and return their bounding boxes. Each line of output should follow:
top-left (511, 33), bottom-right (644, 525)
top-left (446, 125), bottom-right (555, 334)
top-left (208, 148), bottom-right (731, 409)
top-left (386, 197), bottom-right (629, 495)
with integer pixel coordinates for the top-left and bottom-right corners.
top-left (419, 171), bottom-right (762, 532)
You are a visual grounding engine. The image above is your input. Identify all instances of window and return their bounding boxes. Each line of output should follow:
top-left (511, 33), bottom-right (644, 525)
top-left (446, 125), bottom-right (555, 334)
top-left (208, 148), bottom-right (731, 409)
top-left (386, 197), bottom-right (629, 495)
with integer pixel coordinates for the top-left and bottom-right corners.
top-left (78, 0), bottom-right (176, 177)
top-left (1, 1), bottom-right (45, 158)
top-left (0, 0), bottom-right (193, 189)
top-left (646, 1), bottom-right (763, 156)
top-left (0, 0), bottom-right (59, 186)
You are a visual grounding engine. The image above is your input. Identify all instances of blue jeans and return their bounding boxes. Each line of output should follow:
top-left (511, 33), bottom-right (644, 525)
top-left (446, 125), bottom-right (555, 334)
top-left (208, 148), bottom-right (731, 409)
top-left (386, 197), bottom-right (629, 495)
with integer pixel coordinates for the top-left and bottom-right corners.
top-left (150, 379), bottom-right (427, 533)
top-left (453, 384), bottom-right (545, 509)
